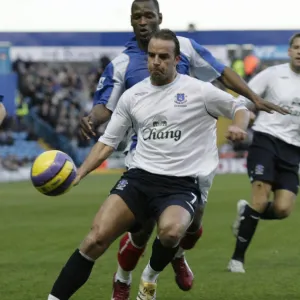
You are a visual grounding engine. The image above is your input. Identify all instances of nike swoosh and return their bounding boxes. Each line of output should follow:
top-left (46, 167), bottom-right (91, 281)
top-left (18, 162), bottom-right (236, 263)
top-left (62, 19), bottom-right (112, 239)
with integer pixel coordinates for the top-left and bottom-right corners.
top-left (190, 192), bottom-right (197, 205)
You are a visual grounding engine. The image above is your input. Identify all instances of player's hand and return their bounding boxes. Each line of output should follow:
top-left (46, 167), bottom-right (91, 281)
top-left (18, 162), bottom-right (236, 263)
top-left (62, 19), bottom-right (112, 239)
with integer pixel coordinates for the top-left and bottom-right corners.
top-left (252, 95), bottom-right (290, 115)
top-left (226, 125), bottom-right (247, 142)
top-left (72, 174), bottom-right (82, 186)
top-left (80, 115), bottom-right (96, 140)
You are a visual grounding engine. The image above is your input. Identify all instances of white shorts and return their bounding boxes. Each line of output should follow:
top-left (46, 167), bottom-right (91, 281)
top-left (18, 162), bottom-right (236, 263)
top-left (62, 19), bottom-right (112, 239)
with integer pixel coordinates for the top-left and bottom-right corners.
top-left (197, 170), bottom-right (216, 204)
top-left (125, 149), bottom-right (216, 204)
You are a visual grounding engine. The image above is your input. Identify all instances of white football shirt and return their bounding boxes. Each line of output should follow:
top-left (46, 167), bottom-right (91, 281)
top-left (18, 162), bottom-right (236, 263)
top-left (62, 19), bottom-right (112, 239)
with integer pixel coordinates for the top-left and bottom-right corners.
top-left (238, 63), bottom-right (300, 146)
top-left (99, 74), bottom-right (247, 177)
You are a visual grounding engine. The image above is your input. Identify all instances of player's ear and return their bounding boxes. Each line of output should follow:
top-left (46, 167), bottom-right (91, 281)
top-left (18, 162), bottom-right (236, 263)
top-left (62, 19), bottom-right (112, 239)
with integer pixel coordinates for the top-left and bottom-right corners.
top-left (174, 55), bottom-right (180, 68)
top-left (158, 13), bottom-right (163, 25)
top-left (288, 47), bottom-right (292, 58)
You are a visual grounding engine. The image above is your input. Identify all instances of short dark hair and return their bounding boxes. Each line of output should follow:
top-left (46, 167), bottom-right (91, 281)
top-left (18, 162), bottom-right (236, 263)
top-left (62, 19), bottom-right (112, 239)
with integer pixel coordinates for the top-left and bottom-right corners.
top-left (131, 0), bottom-right (160, 13)
top-left (289, 33), bottom-right (300, 47)
top-left (150, 29), bottom-right (180, 56)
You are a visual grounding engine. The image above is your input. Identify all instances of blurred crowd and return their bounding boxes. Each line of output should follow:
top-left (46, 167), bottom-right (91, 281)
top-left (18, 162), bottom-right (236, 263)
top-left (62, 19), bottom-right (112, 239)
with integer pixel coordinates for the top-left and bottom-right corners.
top-left (13, 56), bottom-right (110, 144)
top-left (0, 56), bottom-right (111, 170)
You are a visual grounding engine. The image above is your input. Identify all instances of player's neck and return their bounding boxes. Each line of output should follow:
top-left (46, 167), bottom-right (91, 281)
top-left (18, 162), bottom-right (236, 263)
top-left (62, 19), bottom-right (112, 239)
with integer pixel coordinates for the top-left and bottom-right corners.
top-left (137, 40), bottom-right (149, 52)
top-left (289, 62), bottom-right (300, 75)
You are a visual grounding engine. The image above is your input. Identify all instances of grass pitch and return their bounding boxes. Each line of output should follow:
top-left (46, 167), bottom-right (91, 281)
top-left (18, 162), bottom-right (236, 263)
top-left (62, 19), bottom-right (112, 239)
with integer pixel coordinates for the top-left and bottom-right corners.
top-left (0, 174), bottom-right (299, 300)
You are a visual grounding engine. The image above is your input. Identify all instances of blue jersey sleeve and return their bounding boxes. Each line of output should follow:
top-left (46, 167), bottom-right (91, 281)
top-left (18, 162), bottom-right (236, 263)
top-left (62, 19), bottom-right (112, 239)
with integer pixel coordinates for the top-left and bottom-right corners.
top-left (190, 39), bottom-right (225, 74)
top-left (93, 54), bottom-right (128, 112)
top-left (178, 36), bottom-right (226, 83)
top-left (0, 95), bottom-right (3, 103)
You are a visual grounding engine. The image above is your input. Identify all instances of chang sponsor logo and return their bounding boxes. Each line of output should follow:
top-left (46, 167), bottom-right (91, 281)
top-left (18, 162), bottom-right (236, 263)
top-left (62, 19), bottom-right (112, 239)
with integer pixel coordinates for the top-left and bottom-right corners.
top-left (142, 115), bottom-right (182, 142)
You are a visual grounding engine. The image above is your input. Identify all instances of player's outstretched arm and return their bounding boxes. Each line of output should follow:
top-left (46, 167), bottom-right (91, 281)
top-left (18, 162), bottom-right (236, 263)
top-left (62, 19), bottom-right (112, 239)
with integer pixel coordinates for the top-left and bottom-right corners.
top-left (203, 81), bottom-right (249, 142)
top-left (219, 67), bottom-right (289, 115)
top-left (73, 142), bottom-right (114, 185)
top-left (186, 39), bottom-right (288, 115)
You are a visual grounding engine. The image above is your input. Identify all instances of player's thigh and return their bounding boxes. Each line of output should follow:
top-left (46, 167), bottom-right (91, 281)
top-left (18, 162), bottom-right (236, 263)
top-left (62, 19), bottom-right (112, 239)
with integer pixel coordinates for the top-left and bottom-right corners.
top-left (247, 142), bottom-right (275, 209)
top-left (157, 205), bottom-right (192, 247)
top-left (110, 170), bottom-right (149, 225)
top-left (274, 150), bottom-right (300, 197)
top-left (273, 162), bottom-right (299, 217)
top-left (80, 194), bottom-right (136, 258)
top-left (155, 192), bottom-right (200, 240)
top-left (91, 194), bottom-right (136, 244)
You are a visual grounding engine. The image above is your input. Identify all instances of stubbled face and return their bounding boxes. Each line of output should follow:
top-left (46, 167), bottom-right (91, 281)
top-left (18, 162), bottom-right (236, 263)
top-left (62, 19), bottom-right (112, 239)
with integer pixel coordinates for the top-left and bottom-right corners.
top-left (148, 38), bottom-right (180, 85)
top-left (288, 37), bottom-right (300, 72)
top-left (131, 1), bottom-right (162, 44)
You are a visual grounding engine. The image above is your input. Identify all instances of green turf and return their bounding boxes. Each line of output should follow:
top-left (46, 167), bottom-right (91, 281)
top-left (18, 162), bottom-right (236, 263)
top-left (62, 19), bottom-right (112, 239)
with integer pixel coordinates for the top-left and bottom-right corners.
top-left (0, 174), bottom-right (299, 300)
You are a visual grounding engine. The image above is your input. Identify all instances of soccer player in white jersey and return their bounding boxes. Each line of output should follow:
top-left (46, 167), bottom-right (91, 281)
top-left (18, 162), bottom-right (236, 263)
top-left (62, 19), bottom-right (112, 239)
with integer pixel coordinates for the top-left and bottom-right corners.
top-left (227, 33), bottom-right (300, 274)
top-left (80, 1), bottom-right (288, 298)
top-left (47, 29), bottom-right (250, 300)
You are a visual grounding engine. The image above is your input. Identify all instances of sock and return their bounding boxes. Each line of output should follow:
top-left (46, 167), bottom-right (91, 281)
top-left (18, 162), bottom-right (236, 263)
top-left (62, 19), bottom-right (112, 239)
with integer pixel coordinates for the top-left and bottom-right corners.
top-left (115, 264), bottom-right (132, 285)
top-left (260, 202), bottom-right (279, 220)
top-left (142, 262), bottom-right (160, 283)
top-left (48, 296), bottom-right (60, 300)
top-left (179, 226), bottom-right (203, 250)
top-left (50, 249), bottom-right (95, 300)
top-left (149, 237), bottom-right (179, 273)
top-left (117, 233), bottom-right (146, 272)
top-left (232, 205), bottom-right (260, 263)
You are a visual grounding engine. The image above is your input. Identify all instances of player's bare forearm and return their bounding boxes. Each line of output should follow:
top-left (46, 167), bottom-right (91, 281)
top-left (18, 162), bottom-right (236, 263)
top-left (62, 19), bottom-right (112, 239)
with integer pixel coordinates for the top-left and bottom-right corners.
top-left (90, 104), bottom-right (112, 126)
top-left (80, 104), bottom-right (112, 139)
top-left (77, 142), bottom-right (114, 179)
top-left (232, 109), bottom-right (250, 131)
top-left (219, 67), bottom-right (257, 101)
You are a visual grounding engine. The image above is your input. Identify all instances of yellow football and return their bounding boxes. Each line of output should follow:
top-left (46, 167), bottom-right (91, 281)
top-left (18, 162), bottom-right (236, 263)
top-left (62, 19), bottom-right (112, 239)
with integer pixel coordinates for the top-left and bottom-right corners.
top-left (31, 150), bottom-right (77, 196)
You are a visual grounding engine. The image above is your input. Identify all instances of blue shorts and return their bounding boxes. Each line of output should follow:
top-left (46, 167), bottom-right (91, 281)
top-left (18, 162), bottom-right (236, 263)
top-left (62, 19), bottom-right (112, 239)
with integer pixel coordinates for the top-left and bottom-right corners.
top-left (110, 168), bottom-right (201, 229)
top-left (247, 131), bottom-right (300, 195)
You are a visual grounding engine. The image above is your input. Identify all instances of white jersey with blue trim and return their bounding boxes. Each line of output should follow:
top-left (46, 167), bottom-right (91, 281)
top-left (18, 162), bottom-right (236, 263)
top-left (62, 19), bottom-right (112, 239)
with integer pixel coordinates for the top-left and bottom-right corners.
top-left (93, 35), bottom-right (226, 154)
top-left (99, 74), bottom-right (246, 177)
top-left (238, 63), bottom-right (300, 147)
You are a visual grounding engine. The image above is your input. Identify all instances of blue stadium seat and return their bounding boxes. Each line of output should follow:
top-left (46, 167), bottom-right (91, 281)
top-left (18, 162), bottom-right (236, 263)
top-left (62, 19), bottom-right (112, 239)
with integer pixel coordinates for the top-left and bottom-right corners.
top-left (0, 132), bottom-right (44, 160)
